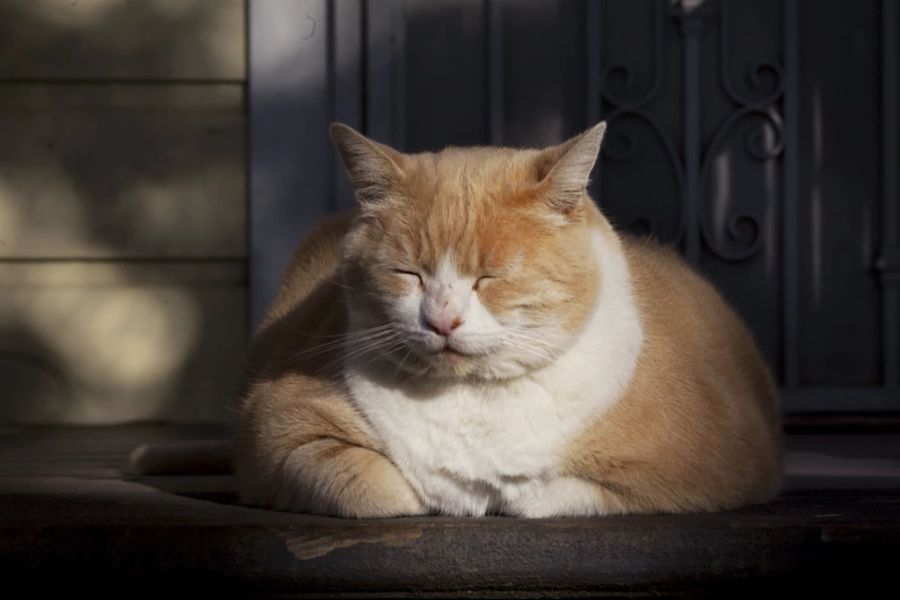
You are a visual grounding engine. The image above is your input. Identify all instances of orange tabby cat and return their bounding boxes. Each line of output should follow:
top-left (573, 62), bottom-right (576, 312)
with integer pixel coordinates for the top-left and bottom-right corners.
top-left (233, 122), bottom-right (781, 517)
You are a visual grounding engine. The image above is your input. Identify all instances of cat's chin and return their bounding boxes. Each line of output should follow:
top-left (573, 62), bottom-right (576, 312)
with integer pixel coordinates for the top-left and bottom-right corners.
top-left (381, 349), bottom-right (545, 382)
top-left (391, 350), bottom-right (484, 380)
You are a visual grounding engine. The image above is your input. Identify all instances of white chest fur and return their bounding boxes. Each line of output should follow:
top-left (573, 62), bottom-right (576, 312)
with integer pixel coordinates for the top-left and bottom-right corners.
top-left (344, 230), bottom-right (643, 516)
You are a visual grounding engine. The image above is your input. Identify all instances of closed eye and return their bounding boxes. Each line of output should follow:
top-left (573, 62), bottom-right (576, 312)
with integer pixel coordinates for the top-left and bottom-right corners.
top-left (473, 275), bottom-right (497, 291)
top-left (393, 269), bottom-right (424, 287)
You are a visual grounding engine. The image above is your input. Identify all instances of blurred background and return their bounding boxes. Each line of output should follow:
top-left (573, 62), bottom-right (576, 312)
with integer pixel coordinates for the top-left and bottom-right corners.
top-left (0, 0), bottom-right (896, 425)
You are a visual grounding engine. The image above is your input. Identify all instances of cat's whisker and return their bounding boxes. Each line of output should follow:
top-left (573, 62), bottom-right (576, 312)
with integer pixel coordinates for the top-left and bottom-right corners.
top-left (503, 328), bottom-right (572, 345)
top-left (328, 277), bottom-right (356, 291)
top-left (341, 331), bottom-right (402, 356)
top-left (498, 330), bottom-right (559, 348)
top-left (313, 344), bottom-right (384, 376)
top-left (498, 337), bottom-right (556, 363)
top-left (273, 337), bottom-right (376, 369)
top-left (392, 347), bottom-right (414, 378)
top-left (339, 335), bottom-right (401, 363)
top-left (352, 341), bottom-right (409, 374)
top-left (503, 326), bottom-right (575, 341)
top-left (316, 337), bottom-right (407, 377)
top-left (272, 327), bottom-right (400, 370)
top-left (289, 323), bottom-right (395, 339)
top-left (271, 319), bottom-right (394, 341)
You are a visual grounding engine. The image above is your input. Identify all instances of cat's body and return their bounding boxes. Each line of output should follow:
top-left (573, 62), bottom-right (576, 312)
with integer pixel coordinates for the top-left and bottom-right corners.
top-left (234, 123), bottom-right (781, 518)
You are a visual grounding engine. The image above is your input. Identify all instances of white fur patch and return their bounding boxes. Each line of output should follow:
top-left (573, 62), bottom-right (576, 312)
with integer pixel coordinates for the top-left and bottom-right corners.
top-left (344, 228), bottom-right (643, 516)
top-left (511, 477), bottom-right (608, 517)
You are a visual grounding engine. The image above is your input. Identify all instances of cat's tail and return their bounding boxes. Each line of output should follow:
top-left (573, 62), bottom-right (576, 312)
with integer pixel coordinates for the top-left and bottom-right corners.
top-left (129, 440), bottom-right (233, 475)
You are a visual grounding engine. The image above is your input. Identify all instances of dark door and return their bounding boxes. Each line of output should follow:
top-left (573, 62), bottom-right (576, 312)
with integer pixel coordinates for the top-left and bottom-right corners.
top-left (250, 0), bottom-right (900, 413)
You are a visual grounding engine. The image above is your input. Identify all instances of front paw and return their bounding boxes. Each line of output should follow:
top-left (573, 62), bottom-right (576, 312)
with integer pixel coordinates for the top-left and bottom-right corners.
top-left (337, 451), bottom-right (427, 518)
top-left (273, 445), bottom-right (427, 518)
top-left (510, 477), bottom-right (607, 518)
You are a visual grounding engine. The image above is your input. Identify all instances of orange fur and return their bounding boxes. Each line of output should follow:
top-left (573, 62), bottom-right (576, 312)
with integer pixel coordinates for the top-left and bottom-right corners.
top-left (562, 231), bottom-right (782, 512)
top-left (233, 123), bottom-right (781, 517)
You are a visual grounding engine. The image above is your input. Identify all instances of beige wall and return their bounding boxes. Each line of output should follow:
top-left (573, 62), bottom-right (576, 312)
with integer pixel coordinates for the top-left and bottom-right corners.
top-left (0, 1), bottom-right (248, 424)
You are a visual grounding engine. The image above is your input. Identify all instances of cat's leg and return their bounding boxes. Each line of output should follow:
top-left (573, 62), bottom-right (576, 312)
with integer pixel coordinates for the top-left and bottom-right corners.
top-left (273, 438), bottom-right (426, 517)
top-left (508, 477), bottom-right (609, 517)
top-left (236, 375), bottom-right (427, 518)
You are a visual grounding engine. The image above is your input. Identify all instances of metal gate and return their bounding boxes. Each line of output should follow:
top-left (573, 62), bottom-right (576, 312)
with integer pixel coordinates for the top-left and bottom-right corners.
top-left (250, 0), bottom-right (900, 412)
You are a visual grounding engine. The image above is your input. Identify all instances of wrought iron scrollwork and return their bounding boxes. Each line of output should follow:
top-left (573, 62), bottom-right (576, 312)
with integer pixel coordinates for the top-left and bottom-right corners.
top-left (743, 110), bottom-right (784, 161)
top-left (604, 107), bottom-right (687, 241)
top-left (599, 0), bottom-right (684, 241)
top-left (720, 15), bottom-right (785, 108)
top-left (597, 0), bottom-right (785, 263)
top-left (697, 1), bottom-right (785, 262)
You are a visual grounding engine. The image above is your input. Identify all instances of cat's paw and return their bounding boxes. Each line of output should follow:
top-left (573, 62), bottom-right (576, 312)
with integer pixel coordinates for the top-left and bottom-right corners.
top-left (273, 445), bottom-right (427, 518)
top-left (333, 452), bottom-right (427, 518)
top-left (510, 477), bottom-right (607, 518)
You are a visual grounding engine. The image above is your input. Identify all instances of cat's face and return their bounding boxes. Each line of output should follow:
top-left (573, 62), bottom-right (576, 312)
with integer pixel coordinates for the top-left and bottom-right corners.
top-left (333, 124), bottom-right (607, 380)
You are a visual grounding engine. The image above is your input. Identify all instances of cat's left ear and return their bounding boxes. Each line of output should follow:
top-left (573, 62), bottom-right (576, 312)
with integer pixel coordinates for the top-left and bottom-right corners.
top-left (536, 122), bottom-right (606, 217)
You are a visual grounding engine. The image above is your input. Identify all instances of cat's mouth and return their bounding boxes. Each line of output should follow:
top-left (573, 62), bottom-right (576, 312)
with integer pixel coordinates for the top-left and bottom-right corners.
top-left (435, 342), bottom-right (468, 358)
top-left (415, 338), bottom-right (488, 364)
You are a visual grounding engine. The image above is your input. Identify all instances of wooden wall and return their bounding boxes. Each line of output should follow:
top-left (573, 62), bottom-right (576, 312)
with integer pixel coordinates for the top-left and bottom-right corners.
top-left (0, 0), bottom-right (247, 424)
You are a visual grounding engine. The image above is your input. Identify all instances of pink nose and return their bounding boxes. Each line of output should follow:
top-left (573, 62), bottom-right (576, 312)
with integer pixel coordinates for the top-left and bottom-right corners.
top-left (425, 315), bottom-right (463, 337)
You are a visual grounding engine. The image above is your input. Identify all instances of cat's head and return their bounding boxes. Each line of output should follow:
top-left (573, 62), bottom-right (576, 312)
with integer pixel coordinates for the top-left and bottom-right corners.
top-left (332, 123), bottom-right (609, 380)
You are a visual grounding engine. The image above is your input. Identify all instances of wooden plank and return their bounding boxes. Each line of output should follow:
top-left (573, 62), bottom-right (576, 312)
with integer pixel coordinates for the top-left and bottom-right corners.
top-left (0, 84), bottom-right (246, 259)
top-left (0, 0), bottom-right (246, 81)
top-left (0, 262), bottom-right (246, 424)
top-left (0, 474), bottom-right (899, 596)
top-left (0, 424), bottom-right (227, 479)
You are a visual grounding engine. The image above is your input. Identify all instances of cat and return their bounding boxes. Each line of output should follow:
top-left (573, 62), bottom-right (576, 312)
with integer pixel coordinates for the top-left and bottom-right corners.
top-left (232, 121), bottom-right (782, 518)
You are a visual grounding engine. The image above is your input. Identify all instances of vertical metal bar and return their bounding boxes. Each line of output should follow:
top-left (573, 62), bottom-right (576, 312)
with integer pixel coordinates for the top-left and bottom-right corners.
top-left (882, 0), bottom-right (899, 388)
top-left (585, 0), bottom-right (602, 205)
top-left (681, 15), bottom-right (703, 265)
top-left (366, 0), bottom-right (395, 144)
top-left (487, 0), bottom-right (505, 145)
top-left (326, 0), bottom-right (337, 213)
top-left (585, 0), bottom-right (601, 127)
top-left (331, 0), bottom-right (364, 212)
top-left (392, 0), bottom-right (407, 150)
top-left (782, 0), bottom-right (800, 388)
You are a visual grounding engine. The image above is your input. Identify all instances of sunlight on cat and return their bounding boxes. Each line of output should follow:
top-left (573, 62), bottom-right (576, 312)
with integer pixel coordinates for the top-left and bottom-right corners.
top-left (234, 121), bottom-right (782, 518)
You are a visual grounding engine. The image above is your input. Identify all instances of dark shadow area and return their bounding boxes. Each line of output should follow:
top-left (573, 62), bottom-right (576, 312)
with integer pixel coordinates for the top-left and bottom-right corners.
top-left (5, 423), bottom-right (900, 598)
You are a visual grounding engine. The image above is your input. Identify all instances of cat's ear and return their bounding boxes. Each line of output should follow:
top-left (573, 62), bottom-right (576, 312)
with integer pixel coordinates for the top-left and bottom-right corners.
top-left (536, 122), bottom-right (606, 217)
top-left (329, 123), bottom-right (405, 207)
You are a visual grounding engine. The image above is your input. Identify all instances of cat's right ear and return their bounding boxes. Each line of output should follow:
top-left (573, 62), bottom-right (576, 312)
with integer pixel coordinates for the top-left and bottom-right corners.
top-left (329, 123), bottom-right (405, 207)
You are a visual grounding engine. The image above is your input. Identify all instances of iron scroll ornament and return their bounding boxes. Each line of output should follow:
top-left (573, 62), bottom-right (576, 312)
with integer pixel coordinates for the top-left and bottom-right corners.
top-left (698, 0), bottom-right (785, 261)
top-left (698, 108), bottom-right (784, 262)
top-left (599, 0), bottom-right (682, 240)
top-left (598, 0), bottom-right (784, 262)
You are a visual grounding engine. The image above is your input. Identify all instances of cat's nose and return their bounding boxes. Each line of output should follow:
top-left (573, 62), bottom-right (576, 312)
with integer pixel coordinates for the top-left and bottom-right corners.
top-left (425, 315), bottom-right (464, 337)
